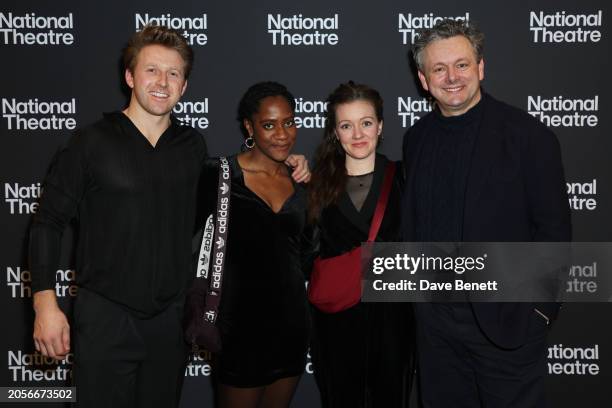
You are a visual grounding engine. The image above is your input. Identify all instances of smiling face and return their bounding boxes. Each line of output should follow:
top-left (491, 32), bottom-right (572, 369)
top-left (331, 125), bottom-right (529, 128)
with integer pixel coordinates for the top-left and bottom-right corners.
top-left (417, 35), bottom-right (484, 117)
top-left (124, 44), bottom-right (188, 119)
top-left (334, 99), bottom-right (382, 161)
top-left (244, 96), bottom-right (297, 162)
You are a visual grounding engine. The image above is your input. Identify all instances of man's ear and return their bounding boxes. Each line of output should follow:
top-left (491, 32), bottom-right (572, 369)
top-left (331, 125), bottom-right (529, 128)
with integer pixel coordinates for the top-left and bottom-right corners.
top-left (417, 70), bottom-right (429, 92)
top-left (478, 58), bottom-right (485, 81)
top-left (125, 69), bottom-right (135, 89)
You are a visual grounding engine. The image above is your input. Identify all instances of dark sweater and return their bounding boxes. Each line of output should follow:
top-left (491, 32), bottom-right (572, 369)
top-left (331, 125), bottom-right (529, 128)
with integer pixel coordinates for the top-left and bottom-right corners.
top-left (414, 99), bottom-right (483, 242)
top-left (29, 112), bottom-right (207, 317)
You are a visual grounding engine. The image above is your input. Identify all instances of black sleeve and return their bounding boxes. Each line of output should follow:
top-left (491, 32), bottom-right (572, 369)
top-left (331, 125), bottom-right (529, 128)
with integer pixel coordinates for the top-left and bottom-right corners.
top-left (197, 131), bottom-right (208, 163)
top-left (394, 160), bottom-right (406, 190)
top-left (401, 129), bottom-right (412, 182)
top-left (301, 221), bottom-right (320, 281)
top-left (29, 132), bottom-right (89, 292)
top-left (523, 124), bottom-right (572, 242)
top-left (193, 158), bottom-right (221, 250)
top-left (191, 158), bottom-right (221, 289)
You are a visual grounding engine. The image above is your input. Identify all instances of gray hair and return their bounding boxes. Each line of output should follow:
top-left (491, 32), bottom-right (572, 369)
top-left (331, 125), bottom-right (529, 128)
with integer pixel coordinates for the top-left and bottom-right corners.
top-left (412, 19), bottom-right (484, 72)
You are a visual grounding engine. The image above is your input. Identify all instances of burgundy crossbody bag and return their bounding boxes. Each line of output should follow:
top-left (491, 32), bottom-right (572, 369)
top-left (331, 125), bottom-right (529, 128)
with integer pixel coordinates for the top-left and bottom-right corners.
top-left (308, 161), bottom-right (396, 313)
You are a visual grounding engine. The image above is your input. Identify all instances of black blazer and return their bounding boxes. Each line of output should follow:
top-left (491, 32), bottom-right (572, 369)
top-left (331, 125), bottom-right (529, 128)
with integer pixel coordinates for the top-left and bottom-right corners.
top-left (401, 93), bottom-right (572, 348)
top-left (317, 154), bottom-right (403, 261)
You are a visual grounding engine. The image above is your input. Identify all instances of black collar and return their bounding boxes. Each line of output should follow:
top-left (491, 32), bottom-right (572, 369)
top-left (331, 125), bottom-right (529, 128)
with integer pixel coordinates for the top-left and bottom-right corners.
top-left (337, 154), bottom-right (389, 236)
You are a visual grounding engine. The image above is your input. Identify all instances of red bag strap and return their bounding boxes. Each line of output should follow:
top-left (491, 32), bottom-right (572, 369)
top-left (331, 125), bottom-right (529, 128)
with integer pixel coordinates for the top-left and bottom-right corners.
top-left (367, 161), bottom-right (396, 242)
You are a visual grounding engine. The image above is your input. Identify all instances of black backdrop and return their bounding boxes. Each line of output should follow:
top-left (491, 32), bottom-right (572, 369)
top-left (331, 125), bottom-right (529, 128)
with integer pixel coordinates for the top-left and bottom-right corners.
top-left (1, 0), bottom-right (610, 407)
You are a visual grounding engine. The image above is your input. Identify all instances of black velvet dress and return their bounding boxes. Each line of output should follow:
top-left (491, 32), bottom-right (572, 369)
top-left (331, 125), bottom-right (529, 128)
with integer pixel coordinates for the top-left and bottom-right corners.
top-left (194, 155), bottom-right (312, 387)
top-left (310, 154), bottom-right (415, 407)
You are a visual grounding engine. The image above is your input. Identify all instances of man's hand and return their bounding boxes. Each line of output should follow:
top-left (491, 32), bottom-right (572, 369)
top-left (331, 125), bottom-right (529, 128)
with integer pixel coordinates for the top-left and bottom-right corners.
top-left (286, 154), bottom-right (311, 183)
top-left (33, 290), bottom-right (70, 360)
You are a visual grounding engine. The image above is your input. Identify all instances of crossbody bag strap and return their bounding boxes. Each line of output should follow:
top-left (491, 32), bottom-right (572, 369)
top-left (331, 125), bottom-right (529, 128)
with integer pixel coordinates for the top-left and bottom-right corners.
top-left (201, 157), bottom-right (231, 324)
top-left (367, 162), bottom-right (396, 242)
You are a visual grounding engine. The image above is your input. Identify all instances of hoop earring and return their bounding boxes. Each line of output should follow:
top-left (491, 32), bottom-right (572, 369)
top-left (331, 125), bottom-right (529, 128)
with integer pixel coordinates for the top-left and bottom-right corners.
top-left (244, 136), bottom-right (255, 149)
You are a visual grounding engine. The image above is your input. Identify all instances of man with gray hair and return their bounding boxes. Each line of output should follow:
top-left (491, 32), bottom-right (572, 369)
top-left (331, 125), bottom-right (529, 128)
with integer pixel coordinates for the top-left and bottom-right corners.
top-left (401, 19), bottom-right (571, 407)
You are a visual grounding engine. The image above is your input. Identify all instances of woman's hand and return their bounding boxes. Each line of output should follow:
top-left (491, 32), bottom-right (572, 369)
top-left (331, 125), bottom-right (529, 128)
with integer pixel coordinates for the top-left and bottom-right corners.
top-left (286, 154), bottom-right (311, 183)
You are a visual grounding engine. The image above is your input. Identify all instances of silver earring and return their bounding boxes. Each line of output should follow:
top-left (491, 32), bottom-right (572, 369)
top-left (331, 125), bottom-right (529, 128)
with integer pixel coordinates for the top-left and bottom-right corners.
top-left (244, 136), bottom-right (255, 149)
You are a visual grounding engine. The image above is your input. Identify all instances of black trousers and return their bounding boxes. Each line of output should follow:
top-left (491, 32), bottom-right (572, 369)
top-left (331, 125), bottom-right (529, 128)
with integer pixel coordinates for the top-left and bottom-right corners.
top-left (311, 303), bottom-right (415, 408)
top-left (72, 288), bottom-right (188, 408)
top-left (415, 303), bottom-right (548, 408)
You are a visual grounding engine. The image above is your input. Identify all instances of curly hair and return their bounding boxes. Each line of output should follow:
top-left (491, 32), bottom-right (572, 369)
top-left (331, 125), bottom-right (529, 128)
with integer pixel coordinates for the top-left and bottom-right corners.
top-left (237, 81), bottom-right (296, 138)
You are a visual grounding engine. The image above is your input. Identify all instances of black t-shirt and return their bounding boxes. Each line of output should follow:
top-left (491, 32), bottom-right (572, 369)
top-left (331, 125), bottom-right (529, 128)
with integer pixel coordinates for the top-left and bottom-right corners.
top-left (29, 111), bottom-right (207, 317)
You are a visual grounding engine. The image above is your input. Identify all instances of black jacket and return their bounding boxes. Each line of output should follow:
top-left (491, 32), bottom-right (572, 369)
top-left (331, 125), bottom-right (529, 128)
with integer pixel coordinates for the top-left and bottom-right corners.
top-left (310, 154), bottom-right (415, 407)
top-left (317, 154), bottom-right (403, 260)
top-left (401, 93), bottom-right (572, 348)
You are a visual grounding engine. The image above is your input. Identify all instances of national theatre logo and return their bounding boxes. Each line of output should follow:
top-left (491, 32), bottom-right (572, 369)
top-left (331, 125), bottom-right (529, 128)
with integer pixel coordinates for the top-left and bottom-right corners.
top-left (4, 182), bottom-right (41, 215)
top-left (530, 10), bottom-right (603, 43)
top-left (398, 12), bottom-right (470, 44)
top-left (6, 267), bottom-right (77, 299)
top-left (0, 12), bottom-right (74, 45)
top-left (548, 344), bottom-right (600, 376)
top-left (185, 349), bottom-right (212, 377)
top-left (294, 98), bottom-right (327, 129)
top-left (397, 96), bottom-right (433, 128)
top-left (184, 348), bottom-right (314, 377)
top-left (7, 350), bottom-right (73, 382)
top-left (527, 95), bottom-right (599, 128)
top-left (566, 263), bottom-right (598, 295)
top-left (567, 179), bottom-right (597, 211)
top-left (173, 99), bottom-right (209, 130)
top-left (267, 13), bottom-right (339, 46)
top-left (135, 13), bottom-right (208, 45)
top-left (1, 98), bottom-right (77, 131)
